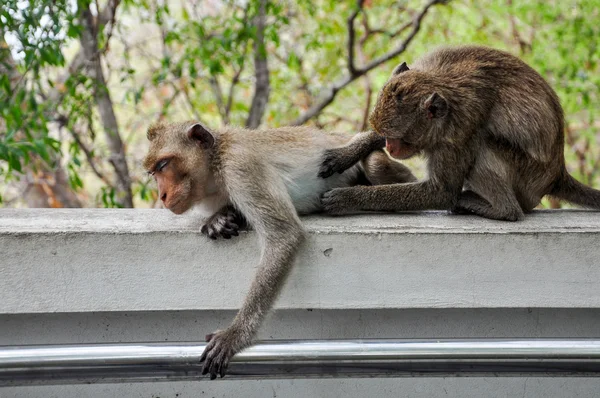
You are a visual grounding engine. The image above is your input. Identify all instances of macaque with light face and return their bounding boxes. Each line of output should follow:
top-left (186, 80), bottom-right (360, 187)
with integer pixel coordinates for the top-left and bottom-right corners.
top-left (143, 121), bottom-right (415, 379)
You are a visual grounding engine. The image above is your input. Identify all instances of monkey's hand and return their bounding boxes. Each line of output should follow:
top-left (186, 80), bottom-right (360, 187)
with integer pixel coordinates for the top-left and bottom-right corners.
top-left (200, 326), bottom-right (250, 379)
top-left (201, 207), bottom-right (245, 240)
top-left (321, 187), bottom-right (362, 215)
top-left (319, 147), bottom-right (360, 178)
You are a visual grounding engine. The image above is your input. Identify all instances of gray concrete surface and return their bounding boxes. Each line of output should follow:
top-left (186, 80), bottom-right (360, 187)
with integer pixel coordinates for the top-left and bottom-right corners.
top-left (1, 209), bottom-right (600, 313)
top-left (1, 209), bottom-right (600, 397)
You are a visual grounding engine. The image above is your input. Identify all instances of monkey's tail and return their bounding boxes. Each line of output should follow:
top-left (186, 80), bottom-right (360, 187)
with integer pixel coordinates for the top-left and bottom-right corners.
top-left (551, 170), bottom-right (600, 209)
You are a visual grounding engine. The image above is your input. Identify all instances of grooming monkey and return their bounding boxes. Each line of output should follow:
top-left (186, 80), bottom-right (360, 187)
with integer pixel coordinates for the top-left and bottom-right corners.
top-left (320, 45), bottom-right (600, 220)
top-left (143, 122), bottom-right (415, 378)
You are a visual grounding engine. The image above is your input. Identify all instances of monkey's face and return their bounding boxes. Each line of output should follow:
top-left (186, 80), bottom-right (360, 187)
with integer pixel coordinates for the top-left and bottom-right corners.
top-left (143, 122), bottom-right (217, 215)
top-left (369, 66), bottom-right (448, 159)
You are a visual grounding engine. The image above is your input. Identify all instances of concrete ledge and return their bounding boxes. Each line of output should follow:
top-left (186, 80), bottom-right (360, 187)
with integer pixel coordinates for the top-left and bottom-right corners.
top-left (1, 209), bottom-right (599, 314)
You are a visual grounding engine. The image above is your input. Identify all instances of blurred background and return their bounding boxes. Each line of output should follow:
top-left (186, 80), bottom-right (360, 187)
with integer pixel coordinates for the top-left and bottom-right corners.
top-left (1, 0), bottom-right (598, 209)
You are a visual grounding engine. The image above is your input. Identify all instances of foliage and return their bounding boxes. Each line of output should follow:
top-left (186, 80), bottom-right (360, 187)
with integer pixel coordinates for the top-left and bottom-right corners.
top-left (0, 0), bottom-right (79, 201)
top-left (0, 0), bottom-right (599, 208)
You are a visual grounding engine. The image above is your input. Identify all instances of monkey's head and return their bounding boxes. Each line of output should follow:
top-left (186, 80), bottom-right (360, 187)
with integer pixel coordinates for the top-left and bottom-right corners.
top-left (369, 62), bottom-right (449, 159)
top-left (143, 121), bottom-right (218, 215)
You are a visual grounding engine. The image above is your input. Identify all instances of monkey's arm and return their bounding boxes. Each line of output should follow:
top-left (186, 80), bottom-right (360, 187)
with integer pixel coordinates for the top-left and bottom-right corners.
top-left (319, 130), bottom-right (385, 178)
top-left (200, 169), bottom-right (305, 379)
top-left (322, 151), bottom-right (469, 214)
top-left (321, 181), bottom-right (457, 213)
top-left (200, 205), bottom-right (247, 240)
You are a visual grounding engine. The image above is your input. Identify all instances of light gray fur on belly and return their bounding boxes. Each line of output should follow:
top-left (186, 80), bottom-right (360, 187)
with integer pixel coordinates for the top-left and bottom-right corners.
top-left (283, 163), bottom-right (360, 215)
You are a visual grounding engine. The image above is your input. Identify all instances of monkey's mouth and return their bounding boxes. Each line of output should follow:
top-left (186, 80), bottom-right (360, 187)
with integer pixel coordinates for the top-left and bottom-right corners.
top-left (386, 138), bottom-right (418, 159)
top-left (166, 198), bottom-right (190, 215)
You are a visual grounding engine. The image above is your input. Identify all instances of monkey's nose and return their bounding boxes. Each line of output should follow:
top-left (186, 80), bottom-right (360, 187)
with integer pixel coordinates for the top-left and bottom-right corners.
top-left (161, 192), bottom-right (167, 202)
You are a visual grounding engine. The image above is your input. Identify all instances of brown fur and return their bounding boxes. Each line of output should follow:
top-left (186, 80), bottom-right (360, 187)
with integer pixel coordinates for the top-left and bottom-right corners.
top-left (320, 45), bottom-right (600, 220)
top-left (143, 121), bottom-right (415, 379)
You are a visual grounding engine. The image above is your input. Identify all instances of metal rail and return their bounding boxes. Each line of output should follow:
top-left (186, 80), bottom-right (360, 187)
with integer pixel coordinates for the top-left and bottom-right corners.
top-left (2, 339), bottom-right (600, 385)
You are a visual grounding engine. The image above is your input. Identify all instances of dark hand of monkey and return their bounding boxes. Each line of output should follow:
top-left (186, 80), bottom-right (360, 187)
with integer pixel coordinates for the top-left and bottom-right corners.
top-left (318, 132), bottom-right (386, 179)
top-left (318, 147), bottom-right (362, 178)
top-left (200, 207), bottom-right (246, 240)
top-left (200, 326), bottom-right (249, 379)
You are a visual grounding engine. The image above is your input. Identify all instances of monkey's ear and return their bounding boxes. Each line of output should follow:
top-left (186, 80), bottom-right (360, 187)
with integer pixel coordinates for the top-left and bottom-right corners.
top-left (424, 92), bottom-right (448, 119)
top-left (392, 62), bottom-right (410, 76)
top-left (188, 123), bottom-right (215, 149)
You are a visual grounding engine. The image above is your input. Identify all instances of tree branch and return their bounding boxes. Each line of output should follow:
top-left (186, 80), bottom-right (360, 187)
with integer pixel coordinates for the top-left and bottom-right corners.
top-left (246, 0), bottom-right (270, 129)
top-left (209, 76), bottom-right (226, 121)
top-left (99, 0), bottom-right (122, 53)
top-left (180, 83), bottom-right (203, 121)
top-left (347, 0), bottom-right (366, 76)
top-left (62, 120), bottom-right (113, 187)
top-left (224, 64), bottom-right (245, 125)
top-left (291, 0), bottom-right (445, 126)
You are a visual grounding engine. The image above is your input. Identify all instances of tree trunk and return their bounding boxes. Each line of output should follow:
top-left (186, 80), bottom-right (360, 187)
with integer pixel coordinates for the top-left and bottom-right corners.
top-left (79, 5), bottom-right (133, 207)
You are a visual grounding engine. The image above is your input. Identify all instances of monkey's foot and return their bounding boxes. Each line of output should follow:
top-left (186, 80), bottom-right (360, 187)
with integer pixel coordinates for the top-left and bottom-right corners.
top-left (201, 208), bottom-right (244, 240)
top-left (321, 187), bottom-right (361, 215)
top-left (449, 205), bottom-right (472, 215)
top-left (318, 148), bottom-right (358, 178)
top-left (200, 327), bottom-right (248, 379)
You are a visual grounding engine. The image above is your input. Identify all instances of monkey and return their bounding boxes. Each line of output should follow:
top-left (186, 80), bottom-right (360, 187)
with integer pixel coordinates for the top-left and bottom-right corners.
top-left (142, 121), bottom-right (416, 379)
top-left (319, 45), bottom-right (600, 221)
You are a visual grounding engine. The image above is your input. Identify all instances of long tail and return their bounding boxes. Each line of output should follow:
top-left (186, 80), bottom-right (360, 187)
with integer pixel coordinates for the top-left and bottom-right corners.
top-left (551, 170), bottom-right (600, 209)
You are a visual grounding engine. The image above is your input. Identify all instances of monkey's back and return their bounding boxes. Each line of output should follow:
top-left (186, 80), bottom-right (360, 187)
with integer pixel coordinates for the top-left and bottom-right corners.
top-left (416, 45), bottom-right (565, 164)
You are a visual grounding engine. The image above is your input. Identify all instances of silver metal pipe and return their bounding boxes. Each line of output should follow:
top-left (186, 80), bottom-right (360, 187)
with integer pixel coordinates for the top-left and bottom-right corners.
top-left (2, 339), bottom-right (600, 385)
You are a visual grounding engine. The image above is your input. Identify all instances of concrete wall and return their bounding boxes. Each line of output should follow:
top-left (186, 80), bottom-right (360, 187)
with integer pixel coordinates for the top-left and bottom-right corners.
top-left (1, 209), bottom-right (600, 397)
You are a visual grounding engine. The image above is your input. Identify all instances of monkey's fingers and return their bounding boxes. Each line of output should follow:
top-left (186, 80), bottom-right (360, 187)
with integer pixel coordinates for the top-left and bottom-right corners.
top-left (209, 353), bottom-right (222, 380)
top-left (318, 149), bottom-right (355, 179)
top-left (201, 349), bottom-right (218, 378)
top-left (220, 359), bottom-right (229, 378)
top-left (208, 228), bottom-right (219, 240)
top-left (201, 224), bottom-right (219, 239)
top-left (321, 188), bottom-right (358, 215)
top-left (201, 357), bottom-right (212, 376)
top-left (220, 224), bottom-right (239, 237)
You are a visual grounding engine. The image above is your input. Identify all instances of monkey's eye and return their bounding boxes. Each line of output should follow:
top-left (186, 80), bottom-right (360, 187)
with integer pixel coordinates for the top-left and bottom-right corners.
top-left (395, 92), bottom-right (403, 103)
top-left (153, 159), bottom-right (170, 174)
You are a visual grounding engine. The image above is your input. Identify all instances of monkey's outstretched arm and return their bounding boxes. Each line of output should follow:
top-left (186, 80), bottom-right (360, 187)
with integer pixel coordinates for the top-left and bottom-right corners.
top-left (322, 150), bottom-right (469, 214)
top-left (200, 168), bottom-right (305, 379)
top-left (321, 181), bottom-right (456, 213)
top-left (319, 131), bottom-right (385, 178)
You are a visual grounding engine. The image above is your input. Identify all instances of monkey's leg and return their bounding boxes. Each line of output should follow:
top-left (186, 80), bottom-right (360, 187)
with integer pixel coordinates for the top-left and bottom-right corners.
top-left (457, 167), bottom-right (525, 222)
top-left (451, 190), bottom-right (495, 215)
top-left (454, 190), bottom-right (524, 221)
top-left (461, 156), bottom-right (525, 221)
top-left (201, 205), bottom-right (247, 240)
top-left (362, 150), bottom-right (417, 185)
top-left (319, 131), bottom-right (384, 178)
top-left (200, 169), bottom-right (305, 379)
